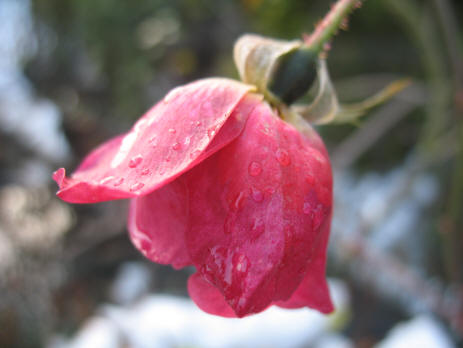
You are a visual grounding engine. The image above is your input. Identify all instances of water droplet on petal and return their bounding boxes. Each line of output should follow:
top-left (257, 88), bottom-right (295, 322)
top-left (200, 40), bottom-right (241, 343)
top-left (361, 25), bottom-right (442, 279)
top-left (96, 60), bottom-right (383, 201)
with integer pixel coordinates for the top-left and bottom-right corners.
top-left (276, 149), bottom-right (291, 166)
top-left (141, 168), bottom-right (150, 175)
top-left (233, 253), bottom-right (249, 273)
top-left (129, 155), bottom-right (143, 168)
top-left (130, 182), bottom-right (145, 192)
top-left (195, 121), bottom-right (201, 127)
top-left (210, 246), bottom-right (228, 277)
top-left (113, 178), bottom-right (124, 186)
top-left (99, 176), bottom-right (114, 185)
top-left (250, 218), bottom-right (265, 240)
top-left (232, 191), bottom-right (246, 211)
top-left (172, 142), bottom-right (181, 151)
top-left (165, 156), bottom-right (171, 162)
top-left (168, 128), bottom-right (176, 134)
top-left (248, 161), bottom-right (262, 176)
top-left (251, 188), bottom-right (264, 202)
top-left (303, 202), bottom-right (312, 215)
top-left (207, 128), bottom-right (217, 139)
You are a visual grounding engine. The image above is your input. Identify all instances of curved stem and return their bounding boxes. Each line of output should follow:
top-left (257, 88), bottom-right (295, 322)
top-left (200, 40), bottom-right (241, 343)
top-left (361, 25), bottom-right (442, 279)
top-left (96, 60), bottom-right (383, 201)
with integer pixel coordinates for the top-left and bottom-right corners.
top-left (304, 0), bottom-right (364, 53)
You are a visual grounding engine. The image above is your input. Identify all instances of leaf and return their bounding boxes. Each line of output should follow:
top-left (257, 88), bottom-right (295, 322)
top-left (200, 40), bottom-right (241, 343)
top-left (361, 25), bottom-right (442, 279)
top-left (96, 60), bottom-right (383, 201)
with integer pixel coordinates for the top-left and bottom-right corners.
top-left (292, 60), bottom-right (411, 125)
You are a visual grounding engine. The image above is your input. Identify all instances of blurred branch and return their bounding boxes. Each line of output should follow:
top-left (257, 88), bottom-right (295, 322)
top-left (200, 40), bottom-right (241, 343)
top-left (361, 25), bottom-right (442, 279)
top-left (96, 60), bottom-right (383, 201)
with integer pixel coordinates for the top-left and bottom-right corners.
top-left (432, 0), bottom-right (463, 286)
top-left (386, 0), bottom-right (463, 287)
top-left (432, 0), bottom-right (463, 90)
top-left (331, 83), bottom-right (425, 169)
top-left (333, 135), bottom-right (462, 336)
top-left (64, 201), bottom-right (128, 261)
top-left (387, 0), bottom-right (451, 149)
top-left (333, 226), bottom-right (463, 336)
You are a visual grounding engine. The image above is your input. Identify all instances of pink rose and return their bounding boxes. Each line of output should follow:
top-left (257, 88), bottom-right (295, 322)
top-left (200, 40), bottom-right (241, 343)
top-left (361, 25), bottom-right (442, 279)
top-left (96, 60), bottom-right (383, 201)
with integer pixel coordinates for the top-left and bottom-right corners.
top-left (53, 77), bottom-right (333, 317)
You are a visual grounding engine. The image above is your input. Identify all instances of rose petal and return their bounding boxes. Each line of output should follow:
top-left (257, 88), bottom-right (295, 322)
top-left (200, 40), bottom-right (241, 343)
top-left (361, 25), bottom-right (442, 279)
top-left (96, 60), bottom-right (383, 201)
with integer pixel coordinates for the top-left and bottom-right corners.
top-left (276, 217), bottom-right (333, 313)
top-left (127, 176), bottom-right (191, 269)
top-left (52, 135), bottom-right (132, 202)
top-left (54, 78), bottom-right (259, 203)
top-left (184, 101), bottom-right (333, 317)
top-left (187, 273), bottom-right (237, 318)
top-left (126, 91), bottom-right (262, 269)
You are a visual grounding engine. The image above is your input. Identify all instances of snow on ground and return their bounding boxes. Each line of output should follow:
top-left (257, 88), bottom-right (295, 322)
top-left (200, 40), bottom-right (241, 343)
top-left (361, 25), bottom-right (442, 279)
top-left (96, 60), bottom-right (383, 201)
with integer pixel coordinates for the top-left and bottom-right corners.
top-left (48, 274), bottom-right (351, 348)
top-left (376, 315), bottom-right (455, 348)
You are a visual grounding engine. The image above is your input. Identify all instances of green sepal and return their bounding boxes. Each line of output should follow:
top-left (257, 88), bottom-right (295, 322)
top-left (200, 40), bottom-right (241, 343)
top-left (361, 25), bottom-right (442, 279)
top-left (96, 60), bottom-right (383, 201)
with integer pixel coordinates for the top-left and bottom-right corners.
top-left (292, 60), bottom-right (411, 125)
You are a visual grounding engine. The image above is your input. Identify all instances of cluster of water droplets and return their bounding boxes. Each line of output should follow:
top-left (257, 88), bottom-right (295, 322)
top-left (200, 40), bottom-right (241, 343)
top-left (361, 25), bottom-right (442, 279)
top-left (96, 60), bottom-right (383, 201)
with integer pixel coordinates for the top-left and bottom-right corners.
top-left (202, 245), bottom-right (250, 291)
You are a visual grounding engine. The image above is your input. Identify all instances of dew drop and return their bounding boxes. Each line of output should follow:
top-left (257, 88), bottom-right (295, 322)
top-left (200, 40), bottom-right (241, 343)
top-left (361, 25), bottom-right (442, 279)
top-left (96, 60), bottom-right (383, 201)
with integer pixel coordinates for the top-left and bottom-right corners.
top-left (233, 253), bottom-right (249, 273)
top-left (168, 128), bottom-right (176, 134)
top-left (172, 142), bottom-right (181, 151)
top-left (130, 182), bottom-right (145, 192)
top-left (141, 168), bottom-right (150, 175)
top-left (250, 218), bottom-right (265, 240)
top-left (207, 128), bottom-right (216, 139)
top-left (99, 176), bottom-right (114, 185)
top-left (165, 156), bottom-right (171, 162)
top-left (303, 202), bottom-right (312, 215)
top-left (232, 191), bottom-right (246, 210)
top-left (248, 161), bottom-right (262, 176)
top-left (210, 246), bottom-right (228, 276)
top-left (129, 155), bottom-right (143, 168)
top-left (276, 149), bottom-right (291, 166)
top-left (251, 188), bottom-right (264, 203)
top-left (113, 178), bottom-right (124, 186)
top-left (195, 121), bottom-right (202, 127)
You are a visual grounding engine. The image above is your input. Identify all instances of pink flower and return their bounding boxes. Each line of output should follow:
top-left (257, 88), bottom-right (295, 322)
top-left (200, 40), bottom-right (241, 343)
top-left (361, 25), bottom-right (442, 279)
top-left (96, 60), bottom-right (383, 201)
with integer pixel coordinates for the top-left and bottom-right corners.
top-left (53, 78), bottom-right (333, 318)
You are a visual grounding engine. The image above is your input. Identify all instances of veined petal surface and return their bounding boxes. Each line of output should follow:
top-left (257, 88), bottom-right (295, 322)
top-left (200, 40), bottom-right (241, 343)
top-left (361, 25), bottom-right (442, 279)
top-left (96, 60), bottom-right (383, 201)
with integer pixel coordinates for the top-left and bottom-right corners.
top-left (184, 101), bottom-right (333, 317)
top-left (53, 78), bottom-right (258, 203)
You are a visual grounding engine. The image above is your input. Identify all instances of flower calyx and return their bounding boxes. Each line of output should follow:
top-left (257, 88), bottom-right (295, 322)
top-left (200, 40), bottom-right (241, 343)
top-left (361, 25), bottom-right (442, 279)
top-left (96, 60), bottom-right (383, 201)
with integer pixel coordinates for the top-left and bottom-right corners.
top-left (234, 34), bottom-right (318, 107)
top-left (234, 33), bottom-right (410, 126)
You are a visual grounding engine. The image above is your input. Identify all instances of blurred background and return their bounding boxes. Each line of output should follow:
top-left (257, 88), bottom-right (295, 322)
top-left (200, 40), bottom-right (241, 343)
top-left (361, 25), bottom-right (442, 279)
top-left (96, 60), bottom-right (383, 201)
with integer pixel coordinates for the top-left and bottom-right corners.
top-left (1, 0), bottom-right (462, 347)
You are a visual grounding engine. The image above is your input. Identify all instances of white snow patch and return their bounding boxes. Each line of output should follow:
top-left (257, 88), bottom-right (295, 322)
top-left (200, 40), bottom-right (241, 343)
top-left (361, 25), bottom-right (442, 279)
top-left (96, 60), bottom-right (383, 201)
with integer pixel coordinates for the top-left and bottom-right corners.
top-left (376, 315), bottom-right (455, 348)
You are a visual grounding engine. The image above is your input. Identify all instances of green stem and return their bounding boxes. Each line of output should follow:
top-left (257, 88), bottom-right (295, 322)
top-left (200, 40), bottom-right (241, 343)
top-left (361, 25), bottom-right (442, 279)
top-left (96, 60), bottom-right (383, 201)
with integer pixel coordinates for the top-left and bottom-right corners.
top-left (304, 0), bottom-right (363, 53)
